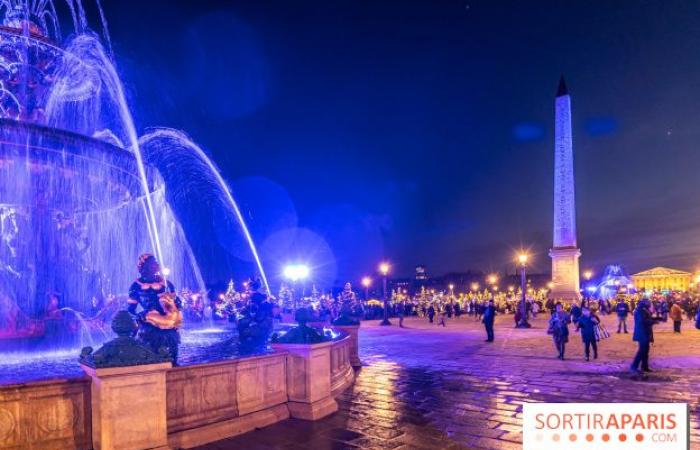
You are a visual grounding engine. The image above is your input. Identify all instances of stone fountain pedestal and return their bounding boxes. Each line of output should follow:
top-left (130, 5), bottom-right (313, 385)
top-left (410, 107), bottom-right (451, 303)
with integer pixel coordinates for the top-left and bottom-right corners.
top-left (78, 311), bottom-right (173, 450)
top-left (333, 324), bottom-right (361, 367)
top-left (271, 340), bottom-right (338, 420)
top-left (81, 362), bottom-right (172, 450)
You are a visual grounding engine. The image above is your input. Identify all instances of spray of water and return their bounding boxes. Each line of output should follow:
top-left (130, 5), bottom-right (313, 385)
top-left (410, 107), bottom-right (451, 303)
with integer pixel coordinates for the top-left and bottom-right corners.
top-left (139, 128), bottom-right (271, 294)
top-left (46, 34), bottom-right (166, 270)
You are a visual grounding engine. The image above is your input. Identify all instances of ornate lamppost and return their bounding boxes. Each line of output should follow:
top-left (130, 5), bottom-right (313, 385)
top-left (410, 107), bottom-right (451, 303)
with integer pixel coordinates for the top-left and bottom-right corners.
top-left (516, 252), bottom-right (531, 328)
top-left (379, 262), bottom-right (391, 326)
top-left (361, 276), bottom-right (372, 301)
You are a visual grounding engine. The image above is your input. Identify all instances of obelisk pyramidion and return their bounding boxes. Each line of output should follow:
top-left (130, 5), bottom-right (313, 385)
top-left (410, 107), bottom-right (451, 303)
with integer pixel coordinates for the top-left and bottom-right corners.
top-left (549, 76), bottom-right (581, 301)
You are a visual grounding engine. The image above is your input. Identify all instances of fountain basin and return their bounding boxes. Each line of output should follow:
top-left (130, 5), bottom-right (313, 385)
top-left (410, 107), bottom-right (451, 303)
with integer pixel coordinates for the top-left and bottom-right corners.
top-left (0, 330), bottom-right (356, 449)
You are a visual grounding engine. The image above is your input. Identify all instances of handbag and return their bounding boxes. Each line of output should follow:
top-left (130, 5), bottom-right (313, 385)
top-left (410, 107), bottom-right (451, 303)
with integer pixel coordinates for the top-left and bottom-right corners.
top-left (547, 320), bottom-right (555, 335)
top-left (594, 323), bottom-right (609, 341)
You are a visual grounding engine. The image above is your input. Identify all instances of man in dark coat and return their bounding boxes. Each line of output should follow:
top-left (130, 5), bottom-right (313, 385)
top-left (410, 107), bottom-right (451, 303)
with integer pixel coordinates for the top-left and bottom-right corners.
top-left (576, 306), bottom-right (599, 361)
top-left (631, 299), bottom-right (658, 373)
top-left (427, 304), bottom-right (435, 324)
top-left (549, 303), bottom-right (571, 360)
top-left (570, 301), bottom-right (582, 325)
top-left (482, 299), bottom-right (496, 342)
top-left (615, 297), bottom-right (630, 333)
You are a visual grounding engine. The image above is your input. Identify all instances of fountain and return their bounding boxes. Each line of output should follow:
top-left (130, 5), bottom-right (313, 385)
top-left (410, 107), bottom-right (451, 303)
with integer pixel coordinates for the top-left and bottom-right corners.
top-left (0, 0), bottom-right (268, 383)
top-left (0, 5), bottom-right (356, 449)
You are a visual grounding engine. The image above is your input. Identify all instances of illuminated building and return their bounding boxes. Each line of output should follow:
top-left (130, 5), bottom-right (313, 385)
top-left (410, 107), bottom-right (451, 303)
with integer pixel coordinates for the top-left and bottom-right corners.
top-left (631, 267), bottom-right (693, 292)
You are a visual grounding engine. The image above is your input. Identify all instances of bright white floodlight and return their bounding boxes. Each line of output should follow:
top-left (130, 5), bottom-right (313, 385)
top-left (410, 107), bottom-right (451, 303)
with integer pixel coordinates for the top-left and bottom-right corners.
top-left (283, 264), bottom-right (310, 282)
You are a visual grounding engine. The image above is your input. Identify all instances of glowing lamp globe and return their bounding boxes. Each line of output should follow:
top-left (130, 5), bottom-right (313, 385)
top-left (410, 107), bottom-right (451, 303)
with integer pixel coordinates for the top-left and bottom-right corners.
top-left (378, 262), bottom-right (390, 276)
top-left (517, 253), bottom-right (529, 265)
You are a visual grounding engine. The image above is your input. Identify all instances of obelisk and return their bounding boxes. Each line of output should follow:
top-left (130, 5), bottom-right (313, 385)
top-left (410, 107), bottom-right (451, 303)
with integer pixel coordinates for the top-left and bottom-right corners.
top-left (549, 76), bottom-right (581, 301)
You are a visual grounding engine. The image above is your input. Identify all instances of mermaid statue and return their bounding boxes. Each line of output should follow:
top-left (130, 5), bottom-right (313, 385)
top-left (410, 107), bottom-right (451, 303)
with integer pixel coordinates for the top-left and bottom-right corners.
top-left (127, 253), bottom-right (183, 364)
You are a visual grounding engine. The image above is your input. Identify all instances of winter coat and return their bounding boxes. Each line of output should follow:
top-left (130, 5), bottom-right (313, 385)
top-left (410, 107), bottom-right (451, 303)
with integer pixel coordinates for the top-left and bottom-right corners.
top-left (670, 304), bottom-right (683, 322)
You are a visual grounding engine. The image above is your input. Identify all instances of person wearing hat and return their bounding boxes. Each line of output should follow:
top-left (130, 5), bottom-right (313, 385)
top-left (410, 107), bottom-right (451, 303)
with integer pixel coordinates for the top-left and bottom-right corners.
top-left (630, 299), bottom-right (659, 374)
top-left (127, 253), bottom-right (182, 364)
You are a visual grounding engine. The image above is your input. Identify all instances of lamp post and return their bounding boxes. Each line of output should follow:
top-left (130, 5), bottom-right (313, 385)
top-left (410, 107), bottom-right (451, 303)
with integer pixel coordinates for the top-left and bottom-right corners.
top-left (582, 270), bottom-right (593, 302)
top-left (379, 262), bottom-right (391, 325)
top-left (283, 264), bottom-right (310, 310)
top-left (361, 276), bottom-right (372, 301)
top-left (448, 283), bottom-right (454, 298)
top-left (516, 252), bottom-right (531, 328)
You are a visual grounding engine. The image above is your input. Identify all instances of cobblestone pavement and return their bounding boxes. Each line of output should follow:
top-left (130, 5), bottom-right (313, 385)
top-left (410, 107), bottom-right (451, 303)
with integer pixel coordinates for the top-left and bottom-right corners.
top-left (198, 315), bottom-right (700, 449)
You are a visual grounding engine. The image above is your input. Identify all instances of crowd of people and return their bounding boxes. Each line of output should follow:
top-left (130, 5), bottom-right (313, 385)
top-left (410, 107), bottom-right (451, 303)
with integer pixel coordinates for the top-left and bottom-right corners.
top-left (296, 285), bottom-right (699, 375)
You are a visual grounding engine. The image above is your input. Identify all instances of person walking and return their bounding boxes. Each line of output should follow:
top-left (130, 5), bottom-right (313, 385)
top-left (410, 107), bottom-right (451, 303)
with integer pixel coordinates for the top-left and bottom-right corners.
top-left (397, 301), bottom-right (405, 328)
top-left (576, 306), bottom-right (599, 361)
top-left (615, 296), bottom-right (630, 333)
top-left (670, 301), bottom-right (683, 333)
top-left (427, 304), bottom-right (435, 324)
top-left (483, 299), bottom-right (496, 342)
top-left (476, 301), bottom-right (484, 321)
top-left (438, 305), bottom-right (447, 327)
top-left (548, 303), bottom-right (570, 360)
top-left (631, 299), bottom-right (659, 374)
top-left (570, 300), bottom-right (582, 326)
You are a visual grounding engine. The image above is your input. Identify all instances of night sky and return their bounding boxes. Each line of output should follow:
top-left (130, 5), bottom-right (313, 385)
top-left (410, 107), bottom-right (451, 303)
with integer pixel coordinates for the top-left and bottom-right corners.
top-left (104, 0), bottom-right (700, 284)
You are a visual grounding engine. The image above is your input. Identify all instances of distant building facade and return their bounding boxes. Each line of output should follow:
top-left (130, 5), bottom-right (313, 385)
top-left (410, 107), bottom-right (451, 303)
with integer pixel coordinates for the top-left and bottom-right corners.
top-left (631, 267), bottom-right (693, 292)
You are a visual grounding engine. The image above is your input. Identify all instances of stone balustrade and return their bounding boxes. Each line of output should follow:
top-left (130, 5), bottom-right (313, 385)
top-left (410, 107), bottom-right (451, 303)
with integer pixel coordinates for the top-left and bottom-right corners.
top-left (0, 377), bottom-right (92, 450)
top-left (0, 329), bottom-right (358, 450)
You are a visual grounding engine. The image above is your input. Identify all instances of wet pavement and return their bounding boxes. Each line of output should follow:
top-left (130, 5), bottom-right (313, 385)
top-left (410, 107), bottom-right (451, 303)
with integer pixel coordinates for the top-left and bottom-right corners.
top-left (199, 314), bottom-right (700, 449)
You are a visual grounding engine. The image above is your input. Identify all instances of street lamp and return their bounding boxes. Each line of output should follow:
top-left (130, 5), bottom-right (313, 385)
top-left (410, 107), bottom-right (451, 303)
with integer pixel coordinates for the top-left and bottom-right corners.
top-left (283, 264), bottom-right (310, 310)
top-left (379, 262), bottom-right (391, 326)
top-left (448, 283), bottom-right (454, 298)
top-left (487, 274), bottom-right (498, 285)
top-left (516, 252), bottom-right (531, 328)
top-left (361, 276), bottom-right (372, 300)
top-left (470, 282), bottom-right (479, 292)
